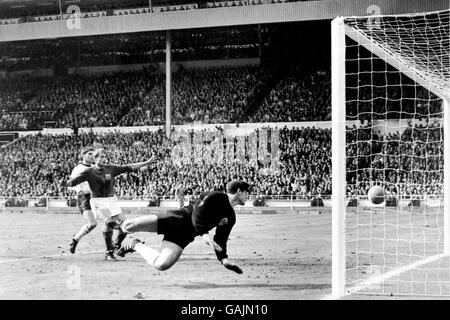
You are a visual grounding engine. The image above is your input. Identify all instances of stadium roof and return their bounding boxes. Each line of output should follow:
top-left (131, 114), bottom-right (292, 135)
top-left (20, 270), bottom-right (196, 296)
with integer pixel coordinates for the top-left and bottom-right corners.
top-left (0, 20), bottom-right (330, 71)
top-left (0, 0), bottom-right (198, 18)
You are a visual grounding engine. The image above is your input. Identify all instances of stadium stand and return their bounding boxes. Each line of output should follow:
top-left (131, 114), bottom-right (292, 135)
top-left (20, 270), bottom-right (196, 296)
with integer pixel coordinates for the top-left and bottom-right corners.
top-left (121, 65), bottom-right (272, 126)
top-left (248, 66), bottom-right (331, 122)
top-left (1, 118), bottom-right (439, 202)
top-left (0, 126), bottom-right (332, 200)
top-left (1, 64), bottom-right (331, 130)
top-left (0, 67), bottom-right (157, 130)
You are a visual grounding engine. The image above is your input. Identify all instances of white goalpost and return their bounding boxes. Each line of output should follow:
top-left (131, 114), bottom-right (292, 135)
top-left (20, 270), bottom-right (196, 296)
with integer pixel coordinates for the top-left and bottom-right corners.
top-left (332, 9), bottom-right (450, 298)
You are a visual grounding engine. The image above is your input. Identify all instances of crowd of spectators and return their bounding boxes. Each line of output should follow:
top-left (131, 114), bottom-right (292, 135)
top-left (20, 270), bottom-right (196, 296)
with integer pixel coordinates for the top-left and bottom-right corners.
top-left (3, 119), bottom-right (441, 201)
top-left (0, 126), bottom-right (332, 200)
top-left (346, 119), bottom-right (444, 199)
top-left (169, 66), bottom-right (269, 124)
top-left (55, 69), bottom-right (157, 128)
top-left (278, 126), bottom-right (331, 197)
top-left (1, 65), bottom-right (274, 130)
top-left (118, 77), bottom-right (166, 126)
top-left (1, 58), bottom-right (445, 206)
top-left (0, 77), bottom-right (64, 130)
top-left (2, 62), bottom-right (442, 131)
top-left (0, 67), bottom-right (157, 130)
top-left (248, 66), bottom-right (331, 122)
top-left (129, 65), bottom-right (270, 125)
top-left (0, 120), bottom-right (444, 202)
top-left (1, 64), bottom-right (331, 130)
top-left (111, 65), bottom-right (272, 126)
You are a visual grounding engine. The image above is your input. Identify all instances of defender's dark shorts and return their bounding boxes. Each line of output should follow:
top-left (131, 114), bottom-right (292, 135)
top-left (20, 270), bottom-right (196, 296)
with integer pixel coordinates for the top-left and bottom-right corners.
top-left (77, 193), bottom-right (92, 214)
top-left (156, 209), bottom-right (197, 249)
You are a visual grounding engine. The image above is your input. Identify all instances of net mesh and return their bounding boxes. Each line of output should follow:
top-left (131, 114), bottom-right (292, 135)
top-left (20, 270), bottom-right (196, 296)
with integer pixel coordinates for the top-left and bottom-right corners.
top-left (345, 9), bottom-right (449, 99)
top-left (343, 9), bottom-right (450, 296)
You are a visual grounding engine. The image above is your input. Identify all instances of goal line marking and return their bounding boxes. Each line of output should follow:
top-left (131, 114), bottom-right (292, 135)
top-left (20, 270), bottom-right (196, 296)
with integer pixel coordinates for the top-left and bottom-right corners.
top-left (322, 253), bottom-right (449, 300)
top-left (345, 253), bottom-right (449, 296)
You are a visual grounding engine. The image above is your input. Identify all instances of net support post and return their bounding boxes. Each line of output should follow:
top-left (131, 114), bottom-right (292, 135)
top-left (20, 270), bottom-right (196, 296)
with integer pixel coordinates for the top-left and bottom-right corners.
top-left (331, 17), bottom-right (347, 298)
top-left (444, 99), bottom-right (450, 254)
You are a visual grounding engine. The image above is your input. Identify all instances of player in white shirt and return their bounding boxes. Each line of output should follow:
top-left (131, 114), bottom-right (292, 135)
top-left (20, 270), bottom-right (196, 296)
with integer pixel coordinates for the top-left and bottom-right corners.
top-left (69, 146), bottom-right (96, 254)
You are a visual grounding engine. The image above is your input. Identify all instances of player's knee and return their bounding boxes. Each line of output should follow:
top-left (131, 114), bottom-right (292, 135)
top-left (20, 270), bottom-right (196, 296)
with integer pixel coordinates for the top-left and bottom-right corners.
top-left (87, 221), bottom-right (97, 230)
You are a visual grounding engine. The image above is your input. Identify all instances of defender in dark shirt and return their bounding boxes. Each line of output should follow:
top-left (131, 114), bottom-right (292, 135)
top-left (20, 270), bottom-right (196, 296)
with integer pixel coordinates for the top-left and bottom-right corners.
top-left (112, 180), bottom-right (250, 274)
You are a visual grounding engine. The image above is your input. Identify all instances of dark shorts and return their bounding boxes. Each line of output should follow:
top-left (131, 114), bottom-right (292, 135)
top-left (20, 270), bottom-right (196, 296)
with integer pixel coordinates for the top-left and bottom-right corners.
top-left (77, 193), bottom-right (92, 214)
top-left (155, 209), bottom-right (197, 249)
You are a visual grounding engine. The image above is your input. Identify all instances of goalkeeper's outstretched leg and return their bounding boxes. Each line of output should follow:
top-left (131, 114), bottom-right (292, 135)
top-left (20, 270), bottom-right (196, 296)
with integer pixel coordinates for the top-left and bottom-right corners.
top-left (117, 236), bottom-right (183, 271)
top-left (114, 180), bottom-right (251, 274)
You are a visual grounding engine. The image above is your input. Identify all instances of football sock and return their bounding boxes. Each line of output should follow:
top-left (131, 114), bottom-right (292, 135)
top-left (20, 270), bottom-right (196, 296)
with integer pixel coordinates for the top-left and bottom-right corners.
top-left (134, 243), bottom-right (159, 266)
top-left (103, 230), bottom-right (114, 252)
top-left (114, 229), bottom-right (127, 247)
top-left (74, 224), bottom-right (92, 242)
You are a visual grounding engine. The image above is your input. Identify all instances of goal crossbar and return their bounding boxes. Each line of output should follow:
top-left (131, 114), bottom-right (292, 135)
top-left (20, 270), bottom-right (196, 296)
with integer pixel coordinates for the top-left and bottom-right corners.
top-left (344, 24), bottom-right (449, 101)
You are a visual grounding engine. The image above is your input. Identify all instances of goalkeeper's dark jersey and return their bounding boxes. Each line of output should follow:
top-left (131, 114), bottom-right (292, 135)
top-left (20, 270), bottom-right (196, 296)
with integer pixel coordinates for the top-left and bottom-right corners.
top-left (185, 191), bottom-right (236, 261)
top-left (66, 164), bottom-right (133, 197)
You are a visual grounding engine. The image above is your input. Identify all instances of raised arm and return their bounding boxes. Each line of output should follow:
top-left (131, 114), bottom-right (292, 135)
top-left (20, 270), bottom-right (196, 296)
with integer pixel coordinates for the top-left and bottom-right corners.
top-left (128, 154), bottom-right (158, 171)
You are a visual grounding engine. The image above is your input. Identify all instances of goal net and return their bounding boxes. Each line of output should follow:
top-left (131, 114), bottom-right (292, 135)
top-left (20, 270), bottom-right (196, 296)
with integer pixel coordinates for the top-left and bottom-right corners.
top-left (332, 9), bottom-right (450, 298)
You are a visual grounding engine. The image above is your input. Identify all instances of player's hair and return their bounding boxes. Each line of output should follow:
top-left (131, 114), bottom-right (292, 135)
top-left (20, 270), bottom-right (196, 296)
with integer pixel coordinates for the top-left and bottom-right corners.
top-left (79, 146), bottom-right (94, 160)
top-left (226, 180), bottom-right (251, 194)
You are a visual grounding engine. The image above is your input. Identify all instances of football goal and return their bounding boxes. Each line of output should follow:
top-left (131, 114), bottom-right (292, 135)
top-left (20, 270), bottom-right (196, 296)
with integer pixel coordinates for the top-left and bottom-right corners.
top-left (331, 9), bottom-right (450, 298)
